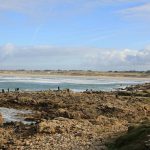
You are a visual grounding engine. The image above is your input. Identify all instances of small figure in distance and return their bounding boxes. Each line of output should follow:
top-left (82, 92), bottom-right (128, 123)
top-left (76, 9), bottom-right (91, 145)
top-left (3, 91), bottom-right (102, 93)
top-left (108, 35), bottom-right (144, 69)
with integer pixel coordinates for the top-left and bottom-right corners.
top-left (2, 89), bottom-right (5, 93)
top-left (58, 86), bottom-right (60, 91)
top-left (67, 88), bottom-right (70, 92)
top-left (15, 88), bottom-right (19, 92)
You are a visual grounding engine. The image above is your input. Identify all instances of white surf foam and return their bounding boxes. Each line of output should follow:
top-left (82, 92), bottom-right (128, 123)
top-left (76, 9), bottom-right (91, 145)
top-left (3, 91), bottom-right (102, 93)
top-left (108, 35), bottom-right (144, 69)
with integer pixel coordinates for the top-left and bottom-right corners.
top-left (0, 76), bottom-right (149, 85)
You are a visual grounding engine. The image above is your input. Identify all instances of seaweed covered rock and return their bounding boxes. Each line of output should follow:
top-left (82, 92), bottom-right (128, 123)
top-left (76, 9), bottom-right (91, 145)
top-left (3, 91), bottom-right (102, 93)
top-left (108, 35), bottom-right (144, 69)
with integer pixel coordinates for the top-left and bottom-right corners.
top-left (37, 117), bottom-right (94, 135)
top-left (0, 113), bottom-right (3, 126)
top-left (109, 121), bottom-right (150, 150)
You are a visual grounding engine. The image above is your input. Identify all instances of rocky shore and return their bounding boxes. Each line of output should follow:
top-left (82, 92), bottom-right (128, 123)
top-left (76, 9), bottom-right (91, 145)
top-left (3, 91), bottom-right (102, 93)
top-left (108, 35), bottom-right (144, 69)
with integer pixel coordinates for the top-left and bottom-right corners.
top-left (0, 83), bottom-right (150, 150)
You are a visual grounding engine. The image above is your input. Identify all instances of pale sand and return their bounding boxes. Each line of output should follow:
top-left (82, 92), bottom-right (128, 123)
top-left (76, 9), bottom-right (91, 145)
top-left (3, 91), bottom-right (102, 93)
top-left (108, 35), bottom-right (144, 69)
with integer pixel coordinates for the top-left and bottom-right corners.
top-left (0, 71), bottom-right (150, 81)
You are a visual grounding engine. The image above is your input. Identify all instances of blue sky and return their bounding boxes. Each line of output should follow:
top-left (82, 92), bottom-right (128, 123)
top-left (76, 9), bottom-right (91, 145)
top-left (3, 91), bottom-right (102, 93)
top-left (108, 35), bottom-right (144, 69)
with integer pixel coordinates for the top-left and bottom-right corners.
top-left (0, 0), bottom-right (150, 70)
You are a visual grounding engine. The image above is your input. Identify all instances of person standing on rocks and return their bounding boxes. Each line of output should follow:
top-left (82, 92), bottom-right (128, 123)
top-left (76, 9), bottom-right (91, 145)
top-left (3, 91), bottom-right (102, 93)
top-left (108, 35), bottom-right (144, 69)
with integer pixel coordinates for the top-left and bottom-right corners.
top-left (58, 86), bottom-right (60, 91)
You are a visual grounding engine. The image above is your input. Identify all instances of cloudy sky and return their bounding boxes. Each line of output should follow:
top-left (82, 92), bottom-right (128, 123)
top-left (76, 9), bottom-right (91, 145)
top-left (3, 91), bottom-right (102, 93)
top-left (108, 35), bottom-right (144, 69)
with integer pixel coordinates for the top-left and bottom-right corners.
top-left (0, 0), bottom-right (150, 70)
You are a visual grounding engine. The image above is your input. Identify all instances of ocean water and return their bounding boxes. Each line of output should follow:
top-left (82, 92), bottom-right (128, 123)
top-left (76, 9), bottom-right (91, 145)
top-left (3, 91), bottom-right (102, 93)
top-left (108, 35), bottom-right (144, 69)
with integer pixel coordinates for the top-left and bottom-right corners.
top-left (0, 107), bottom-right (34, 124)
top-left (0, 76), bottom-right (150, 92)
top-left (1, 76), bottom-right (149, 124)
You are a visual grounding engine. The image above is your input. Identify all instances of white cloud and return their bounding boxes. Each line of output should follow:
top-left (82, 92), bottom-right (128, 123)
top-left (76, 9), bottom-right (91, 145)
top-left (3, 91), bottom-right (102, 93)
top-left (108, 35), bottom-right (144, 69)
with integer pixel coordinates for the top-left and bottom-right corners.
top-left (84, 48), bottom-right (150, 70)
top-left (0, 44), bottom-right (150, 70)
top-left (0, 43), bottom-right (15, 61)
top-left (120, 2), bottom-right (150, 20)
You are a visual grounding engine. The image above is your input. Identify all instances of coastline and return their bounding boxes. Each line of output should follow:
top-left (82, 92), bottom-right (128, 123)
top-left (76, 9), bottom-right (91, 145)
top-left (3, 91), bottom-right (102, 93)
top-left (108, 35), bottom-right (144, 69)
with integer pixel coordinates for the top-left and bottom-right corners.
top-left (0, 71), bottom-right (150, 81)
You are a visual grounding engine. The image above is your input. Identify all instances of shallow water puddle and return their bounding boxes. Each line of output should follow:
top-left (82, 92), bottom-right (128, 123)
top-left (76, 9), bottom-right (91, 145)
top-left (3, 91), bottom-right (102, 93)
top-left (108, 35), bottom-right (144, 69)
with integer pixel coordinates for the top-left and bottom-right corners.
top-left (0, 107), bottom-right (35, 124)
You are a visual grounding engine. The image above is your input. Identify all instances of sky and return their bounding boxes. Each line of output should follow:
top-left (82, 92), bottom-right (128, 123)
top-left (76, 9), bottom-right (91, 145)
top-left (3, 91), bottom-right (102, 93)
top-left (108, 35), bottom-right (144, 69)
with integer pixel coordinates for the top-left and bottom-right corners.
top-left (0, 0), bottom-right (150, 71)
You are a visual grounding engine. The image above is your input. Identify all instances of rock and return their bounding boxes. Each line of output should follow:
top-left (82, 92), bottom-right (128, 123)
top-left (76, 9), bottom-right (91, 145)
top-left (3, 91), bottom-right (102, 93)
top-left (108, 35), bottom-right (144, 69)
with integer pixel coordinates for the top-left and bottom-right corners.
top-left (56, 108), bottom-right (71, 118)
top-left (37, 118), bottom-right (93, 136)
top-left (37, 120), bottom-right (57, 134)
top-left (0, 113), bottom-right (3, 126)
top-left (25, 140), bottom-right (30, 146)
top-left (56, 108), bottom-right (87, 119)
top-left (0, 83), bottom-right (150, 149)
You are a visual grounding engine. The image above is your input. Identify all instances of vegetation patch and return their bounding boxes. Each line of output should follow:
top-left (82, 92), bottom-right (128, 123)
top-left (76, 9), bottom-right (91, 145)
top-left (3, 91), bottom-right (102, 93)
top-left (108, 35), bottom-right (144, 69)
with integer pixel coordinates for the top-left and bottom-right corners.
top-left (108, 122), bottom-right (150, 150)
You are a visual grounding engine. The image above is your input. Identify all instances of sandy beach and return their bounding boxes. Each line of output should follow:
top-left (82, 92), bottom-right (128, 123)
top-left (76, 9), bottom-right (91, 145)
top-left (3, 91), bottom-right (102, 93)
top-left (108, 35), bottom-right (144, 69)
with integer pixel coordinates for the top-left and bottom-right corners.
top-left (0, 70), bottom-right (150, 80)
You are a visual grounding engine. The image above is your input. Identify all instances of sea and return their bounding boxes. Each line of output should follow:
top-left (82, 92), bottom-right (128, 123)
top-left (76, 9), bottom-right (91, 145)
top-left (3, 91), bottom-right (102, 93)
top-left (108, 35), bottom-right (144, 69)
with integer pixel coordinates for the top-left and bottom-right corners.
top-left (0, 76), bottom-right (150, 123)
top-left (0, 76), bottom-right (150, 92)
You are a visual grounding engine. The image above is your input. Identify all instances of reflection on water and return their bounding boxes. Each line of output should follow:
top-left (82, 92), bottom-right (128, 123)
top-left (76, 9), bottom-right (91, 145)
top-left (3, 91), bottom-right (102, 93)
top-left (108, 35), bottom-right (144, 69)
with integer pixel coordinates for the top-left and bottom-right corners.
top-left (0, 107), bottom-right (34, 124)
